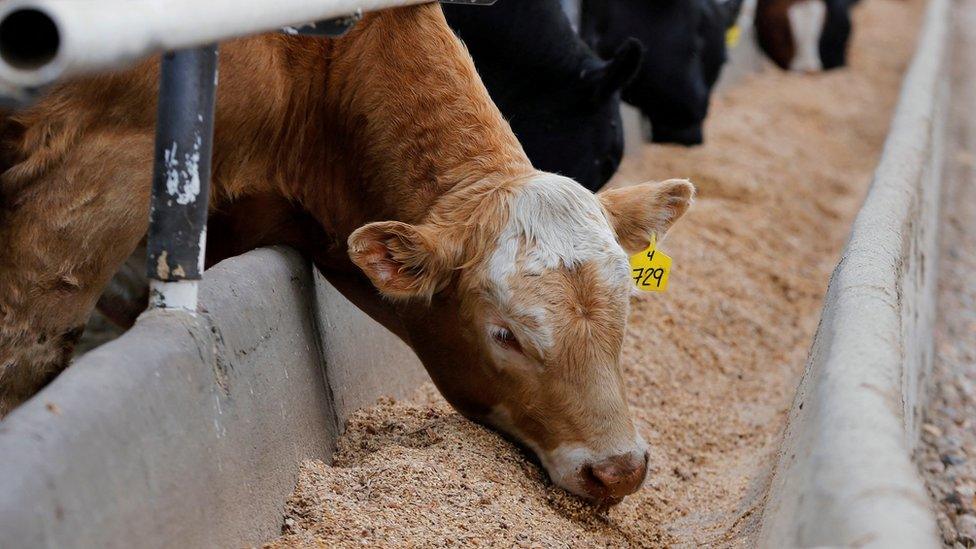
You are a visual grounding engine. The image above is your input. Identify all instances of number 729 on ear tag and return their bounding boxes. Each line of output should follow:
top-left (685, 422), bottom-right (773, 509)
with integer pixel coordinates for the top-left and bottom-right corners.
top-left (629, 236), bottom-right (671, 292)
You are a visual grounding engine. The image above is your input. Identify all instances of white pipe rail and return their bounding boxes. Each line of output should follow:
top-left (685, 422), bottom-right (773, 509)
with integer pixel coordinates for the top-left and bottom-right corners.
top-left (0, 0), bottom-right (435, 89)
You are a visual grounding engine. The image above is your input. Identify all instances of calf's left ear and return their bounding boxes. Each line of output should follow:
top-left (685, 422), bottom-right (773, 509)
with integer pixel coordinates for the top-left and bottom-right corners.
top-left (348, 221), bottom-right (456, 301)
top-left (598, 179), bottom-right (695, 255)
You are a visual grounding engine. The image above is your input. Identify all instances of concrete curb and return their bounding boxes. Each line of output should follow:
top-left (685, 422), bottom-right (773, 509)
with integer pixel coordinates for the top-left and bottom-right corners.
top-left (757, 0), bottom-right (949, 546)
top-left (0, 248), bottom-right (426, 548)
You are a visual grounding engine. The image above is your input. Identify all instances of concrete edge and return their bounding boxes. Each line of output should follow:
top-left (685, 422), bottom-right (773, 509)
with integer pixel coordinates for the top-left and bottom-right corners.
top-left (757, 0), bottom-right (949, 546)
top-left (0, 247), bottom-right (426, 548)
top-left (312, 269), bottom-right (428, 427)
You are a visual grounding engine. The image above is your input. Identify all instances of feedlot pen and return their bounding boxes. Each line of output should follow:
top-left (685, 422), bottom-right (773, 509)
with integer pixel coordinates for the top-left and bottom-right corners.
top-left (0, 0), bottom-right (958, 546)
top-left (267, 0), bottom-right (928, 546)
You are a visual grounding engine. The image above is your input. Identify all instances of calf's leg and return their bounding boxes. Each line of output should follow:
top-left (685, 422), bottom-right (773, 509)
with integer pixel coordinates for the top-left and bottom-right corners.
top-left (0, 132), bottom-right (153, 414)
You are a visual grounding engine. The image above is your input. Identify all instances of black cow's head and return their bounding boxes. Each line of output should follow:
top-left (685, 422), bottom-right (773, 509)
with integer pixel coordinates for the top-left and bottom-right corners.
top-left (502, 39), bottom-right (642, 191)
top-left (755, 0), bottom-right (858, 72)
top-left (443, 0), bottom-right (642, 192)
top-left (581, 0), bottom-right (744, 146)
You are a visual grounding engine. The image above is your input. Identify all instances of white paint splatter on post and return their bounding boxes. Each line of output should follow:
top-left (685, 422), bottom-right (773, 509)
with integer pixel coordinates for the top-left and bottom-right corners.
top-left (163, 133), bottom-right (203, 206)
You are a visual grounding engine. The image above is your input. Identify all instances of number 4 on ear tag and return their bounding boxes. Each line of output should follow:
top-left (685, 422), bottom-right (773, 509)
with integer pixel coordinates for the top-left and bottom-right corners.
top-left (629, 236), bottom-right (671, 292)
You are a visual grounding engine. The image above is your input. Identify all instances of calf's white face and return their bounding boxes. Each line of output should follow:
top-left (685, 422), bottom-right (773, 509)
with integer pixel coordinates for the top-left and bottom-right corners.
top-left (348, 174), bottom-right (694, 504)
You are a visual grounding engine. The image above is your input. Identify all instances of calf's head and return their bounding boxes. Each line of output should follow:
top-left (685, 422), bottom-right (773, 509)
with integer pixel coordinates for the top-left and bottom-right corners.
top-left (349, 174), bottom-right (694, 504)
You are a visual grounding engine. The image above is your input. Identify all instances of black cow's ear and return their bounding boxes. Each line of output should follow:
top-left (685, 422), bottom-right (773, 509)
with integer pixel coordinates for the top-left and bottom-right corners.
top-left (607, 38), bottom-right (643, 89)
top-left (583, 38), bottom-right (643, 101)
top-left (719, 0), bottom-right (746, 28)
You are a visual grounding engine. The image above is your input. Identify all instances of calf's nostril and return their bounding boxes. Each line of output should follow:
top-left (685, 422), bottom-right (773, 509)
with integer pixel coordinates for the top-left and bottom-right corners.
top-left (587, 454), bottom-right (648, 499)
top-left (581, 463), bottom-right (600, 487)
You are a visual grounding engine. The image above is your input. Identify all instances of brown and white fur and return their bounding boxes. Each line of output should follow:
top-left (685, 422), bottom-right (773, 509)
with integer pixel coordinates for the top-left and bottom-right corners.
top-left (0, 4), bottom-right (694, 504)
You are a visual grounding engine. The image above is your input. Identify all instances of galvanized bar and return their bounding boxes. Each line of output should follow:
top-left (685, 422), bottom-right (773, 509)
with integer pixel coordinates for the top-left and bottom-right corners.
top-left (0, 0), bottom-right (496, 91)
top-left (146, 45), bottom-right (218, 311)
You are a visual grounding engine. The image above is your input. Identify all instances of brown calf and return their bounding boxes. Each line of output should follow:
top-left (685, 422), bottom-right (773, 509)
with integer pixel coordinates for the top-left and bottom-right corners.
top-left (0, 4), bottom-right (693, 504)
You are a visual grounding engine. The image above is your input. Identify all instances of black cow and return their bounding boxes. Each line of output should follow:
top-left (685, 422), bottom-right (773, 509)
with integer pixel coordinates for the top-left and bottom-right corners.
top-left (443, 0), bottom-right (641, 192)
top-left (580, 0), bottom-right (744, 146)
top-left (754, 0), bottom-right (859, 72)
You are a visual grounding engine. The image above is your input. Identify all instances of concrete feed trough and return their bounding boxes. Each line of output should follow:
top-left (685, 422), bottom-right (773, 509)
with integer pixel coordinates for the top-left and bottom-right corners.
top-left (0, 248), bottom-right (428, 547)
top-left (759, 0), bottom-right (951, 545)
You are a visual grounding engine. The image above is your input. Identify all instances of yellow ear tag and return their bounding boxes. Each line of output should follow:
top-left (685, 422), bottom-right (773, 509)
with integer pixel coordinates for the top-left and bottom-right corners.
top-left (629, 235), bottom-right (671, 292)
top-left (726, 25), bottom-right (741, 49)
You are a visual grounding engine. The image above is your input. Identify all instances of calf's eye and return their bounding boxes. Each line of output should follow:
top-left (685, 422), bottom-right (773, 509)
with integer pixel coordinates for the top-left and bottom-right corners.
top-left (490, 326), bottom-right (522, 353)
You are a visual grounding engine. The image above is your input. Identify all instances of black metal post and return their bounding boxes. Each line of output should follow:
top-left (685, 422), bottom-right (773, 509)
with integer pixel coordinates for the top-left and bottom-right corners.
top-left (146, 45), bottom-right (218, 310)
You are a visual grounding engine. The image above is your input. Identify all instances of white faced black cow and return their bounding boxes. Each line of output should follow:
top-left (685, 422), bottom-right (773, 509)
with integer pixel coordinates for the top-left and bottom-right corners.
top-left (755, 0), bottom-right (860, 72)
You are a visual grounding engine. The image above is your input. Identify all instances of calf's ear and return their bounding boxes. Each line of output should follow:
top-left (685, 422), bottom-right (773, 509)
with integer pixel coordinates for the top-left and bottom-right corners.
top-left (597, 179), bottom-right (695, 255)
top-left (348, 221), bottom-right (456, 301)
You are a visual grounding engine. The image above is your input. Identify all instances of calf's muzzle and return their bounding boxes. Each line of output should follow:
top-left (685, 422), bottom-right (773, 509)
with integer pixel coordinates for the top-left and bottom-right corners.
top-left (580, 450), bottom-right (650, 504)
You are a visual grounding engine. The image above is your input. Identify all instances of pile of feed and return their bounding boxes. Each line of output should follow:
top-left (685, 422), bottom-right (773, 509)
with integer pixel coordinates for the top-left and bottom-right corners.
top-left (266, 0), bottom-right (924, 546)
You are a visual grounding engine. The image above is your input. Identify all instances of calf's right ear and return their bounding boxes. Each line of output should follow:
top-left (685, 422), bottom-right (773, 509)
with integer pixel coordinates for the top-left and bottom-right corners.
top-left (348, 221), bottom-right (456, 302)
top-left (598, 179), bottom-right (695, 255)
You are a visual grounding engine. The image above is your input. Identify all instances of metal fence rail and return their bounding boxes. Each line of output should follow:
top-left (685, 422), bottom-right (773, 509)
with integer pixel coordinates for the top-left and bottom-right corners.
top-left (0, 0), bottom-right (428, 89)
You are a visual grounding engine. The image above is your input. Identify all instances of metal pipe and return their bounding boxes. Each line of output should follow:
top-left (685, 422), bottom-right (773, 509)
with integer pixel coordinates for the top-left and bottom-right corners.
top-left (0, 0), bottom-right (434, 89)
top-left (146, 45), bottom-right (218, 311)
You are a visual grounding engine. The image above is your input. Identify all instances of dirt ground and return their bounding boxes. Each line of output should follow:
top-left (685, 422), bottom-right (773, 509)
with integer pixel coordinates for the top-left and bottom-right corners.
top-left (265, 1), bottom-right (924, 546)
top-left (917, 0), bottom-right (976, 546)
